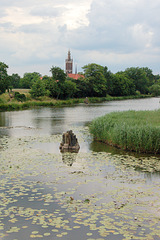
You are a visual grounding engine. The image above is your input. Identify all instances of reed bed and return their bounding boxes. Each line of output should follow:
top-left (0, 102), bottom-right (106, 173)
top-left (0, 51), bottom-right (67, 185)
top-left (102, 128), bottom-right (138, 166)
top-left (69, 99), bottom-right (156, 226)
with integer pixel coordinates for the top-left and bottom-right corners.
top-left (89, 110), bottom-right (160, 154)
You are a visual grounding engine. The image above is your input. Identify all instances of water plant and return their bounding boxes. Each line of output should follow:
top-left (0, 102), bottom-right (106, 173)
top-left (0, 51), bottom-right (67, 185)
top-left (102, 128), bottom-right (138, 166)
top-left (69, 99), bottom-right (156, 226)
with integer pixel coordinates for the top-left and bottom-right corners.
top-left (89, 110), bottom-right (160, 154)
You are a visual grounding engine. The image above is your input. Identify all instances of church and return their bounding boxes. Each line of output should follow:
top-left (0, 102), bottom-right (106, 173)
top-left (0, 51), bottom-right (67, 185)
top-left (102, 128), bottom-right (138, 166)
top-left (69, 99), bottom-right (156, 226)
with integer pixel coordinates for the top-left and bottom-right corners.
top-left (65, 50), bottom-right (84, 80)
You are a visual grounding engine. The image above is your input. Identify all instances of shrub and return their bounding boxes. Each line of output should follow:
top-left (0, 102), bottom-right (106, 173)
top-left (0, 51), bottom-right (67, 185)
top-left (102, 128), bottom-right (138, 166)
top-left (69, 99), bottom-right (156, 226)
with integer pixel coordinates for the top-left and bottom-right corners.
top-left (14, 92), bottom-right (26, 102)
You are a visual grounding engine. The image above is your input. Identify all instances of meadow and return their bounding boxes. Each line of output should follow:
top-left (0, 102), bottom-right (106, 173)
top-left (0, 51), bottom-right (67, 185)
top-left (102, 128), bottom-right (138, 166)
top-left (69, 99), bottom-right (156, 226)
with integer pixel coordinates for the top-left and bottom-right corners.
top-left (89, 110), bottom-right (160, 154)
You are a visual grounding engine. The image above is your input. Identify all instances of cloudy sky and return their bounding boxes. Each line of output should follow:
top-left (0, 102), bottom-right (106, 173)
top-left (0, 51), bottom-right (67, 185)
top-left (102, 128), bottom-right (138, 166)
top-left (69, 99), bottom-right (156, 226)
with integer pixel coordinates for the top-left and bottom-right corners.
top-left (1, 0), bottom-right (160, 76)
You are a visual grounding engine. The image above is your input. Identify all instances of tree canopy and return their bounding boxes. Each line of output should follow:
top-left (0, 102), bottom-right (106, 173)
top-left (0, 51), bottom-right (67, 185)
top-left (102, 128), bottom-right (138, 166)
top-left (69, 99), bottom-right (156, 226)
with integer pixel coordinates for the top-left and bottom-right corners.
top-left (0, 61), bottom-right (160, 99)
top-left (0, 62), bottom-right (9, 94)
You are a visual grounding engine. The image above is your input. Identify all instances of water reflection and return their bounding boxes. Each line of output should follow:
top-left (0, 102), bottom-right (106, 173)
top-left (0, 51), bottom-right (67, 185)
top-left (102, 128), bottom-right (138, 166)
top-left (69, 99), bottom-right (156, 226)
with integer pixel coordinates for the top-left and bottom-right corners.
top-left (61, 152), bottom-right (79, 166)
top-left (0, 97), bottom-right (159, 138)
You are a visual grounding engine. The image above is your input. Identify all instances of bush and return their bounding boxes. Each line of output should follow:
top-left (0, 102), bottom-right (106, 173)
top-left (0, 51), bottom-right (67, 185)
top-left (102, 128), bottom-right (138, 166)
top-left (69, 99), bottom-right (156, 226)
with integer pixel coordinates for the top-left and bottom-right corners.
top-left (14, 92), bottom-right (26, 102)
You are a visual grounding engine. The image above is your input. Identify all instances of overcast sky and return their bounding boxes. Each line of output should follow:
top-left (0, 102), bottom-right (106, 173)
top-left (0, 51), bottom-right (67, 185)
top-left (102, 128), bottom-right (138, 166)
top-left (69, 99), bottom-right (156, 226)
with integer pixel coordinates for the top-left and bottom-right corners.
top-left (1, 0), bottom-right (160, 76)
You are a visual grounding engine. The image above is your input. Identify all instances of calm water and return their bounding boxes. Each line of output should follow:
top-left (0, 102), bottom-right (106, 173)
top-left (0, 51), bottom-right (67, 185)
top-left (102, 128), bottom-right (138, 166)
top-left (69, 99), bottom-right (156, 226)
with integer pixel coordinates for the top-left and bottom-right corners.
top-left (0, 97), bottom-right (160, 240)
top-left (0, 97), bottom-right (160, 138)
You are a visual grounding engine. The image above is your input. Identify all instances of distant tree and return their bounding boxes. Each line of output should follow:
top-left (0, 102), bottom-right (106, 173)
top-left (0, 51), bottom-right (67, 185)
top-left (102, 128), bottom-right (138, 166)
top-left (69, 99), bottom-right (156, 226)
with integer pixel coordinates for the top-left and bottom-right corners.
top-left (82, 63), bottom-right (107, 97)
top-left (30, 78), bottom-right (46, 98)
top-left (111, 72), bottom-right (135, 96)
top-left (124, 67), bottom-right (149, 94)
top-left (20, 72), bottom-right (41, 89)
top-left (141, 67), bottom-right (154, 86)
top-left (103, 66), bottom-right (113, 95)
top-left (10, 73), bottom-right (21, 88)
top-left (149, 84), bottom-right (160, 96)
top-left (47, 66), bottom-right (67, 99)
top-left (63, 80), bottom-right (78, 99)
top-left (50, 66), bottom-right (66, 83)
top-left (70, 78), bottom-right (90, 98)
top-left (0, 62), bottom-right (9, 94)
top-left (154, 74), bottom-right (160, 84)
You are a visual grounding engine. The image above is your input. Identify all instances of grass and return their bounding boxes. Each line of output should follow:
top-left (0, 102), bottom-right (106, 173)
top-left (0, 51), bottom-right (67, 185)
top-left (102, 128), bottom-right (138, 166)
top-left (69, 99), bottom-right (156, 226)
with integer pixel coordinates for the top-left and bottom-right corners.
top-left (89, 110), bottom-right (160, 154)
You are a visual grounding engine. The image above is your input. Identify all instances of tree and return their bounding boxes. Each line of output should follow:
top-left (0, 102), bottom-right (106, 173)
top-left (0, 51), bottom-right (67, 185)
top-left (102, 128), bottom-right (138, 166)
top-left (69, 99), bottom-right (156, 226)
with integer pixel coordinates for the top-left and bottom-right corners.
top-left (103, 66), bottom-right (113, 95)
top-left (124, 67), bottom-right (149, 94)
top-left (0, 62), bottom-right (9, 94)
top-left (50, 66), bottom-right (66, 83)
top-left (20, 72), bottom-right (41, 89)
top-left (10, 73), bottom-right (21, 88)
top-left (111, 72), bottom-right (135, 96)
top-left (82, 63), bottom-right (107, 97)
top-left (30, 78), bottom-right (46, 98)
top-left (149, 84), bottom-right (160, 96)
top-left (63, 80), bottom-right (78, 99)
top-left (47, 66), bottom-right (67, 99)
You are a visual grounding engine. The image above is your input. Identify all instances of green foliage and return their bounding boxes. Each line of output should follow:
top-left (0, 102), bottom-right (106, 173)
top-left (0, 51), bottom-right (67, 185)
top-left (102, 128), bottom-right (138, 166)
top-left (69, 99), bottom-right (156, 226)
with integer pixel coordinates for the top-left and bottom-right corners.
top-left (124, 67), bottom-right (149, 94)
top-left (90, 110), bottom-right (160, 154)
top-left (82, 63), bottom-right (107, 97)
top-left (63, 80), bottom-right (78, 99)
top-left (0, 62), bottom-right (9, 94)
top-left (30, 78), bottom-right (46, 98)
top-left (10, 73), bottom-right (21, 88)
top-left (14, 92), bottom-right (26, 102)
top-left (149, 84), bottom-right (160, 96)
top-left (20, 72), bottom-right (41, 89)
top-left (50, 66), bottom-right (66, 83)
top-left (111, 72), bottom-right (135, 96)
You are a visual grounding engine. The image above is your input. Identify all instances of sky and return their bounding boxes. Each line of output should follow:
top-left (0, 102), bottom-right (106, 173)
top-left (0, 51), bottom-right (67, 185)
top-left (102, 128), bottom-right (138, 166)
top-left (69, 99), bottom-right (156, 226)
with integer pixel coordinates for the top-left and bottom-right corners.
top-left (1, 0), bottom-right (160, 77)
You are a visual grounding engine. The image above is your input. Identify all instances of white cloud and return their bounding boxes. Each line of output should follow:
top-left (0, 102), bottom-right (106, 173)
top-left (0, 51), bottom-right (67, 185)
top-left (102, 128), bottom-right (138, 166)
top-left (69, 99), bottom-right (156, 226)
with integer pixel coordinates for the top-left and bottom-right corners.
top-left (0, 0), bottom-right (160, 76)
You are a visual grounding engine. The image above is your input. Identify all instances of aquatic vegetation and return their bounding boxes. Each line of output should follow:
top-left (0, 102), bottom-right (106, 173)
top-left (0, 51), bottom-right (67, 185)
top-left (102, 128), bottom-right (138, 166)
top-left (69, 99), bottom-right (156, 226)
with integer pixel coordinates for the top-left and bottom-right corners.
top-left (0, 130), bottom-right (160, 239)
top-left (89, 110), bottom-right (160, 154)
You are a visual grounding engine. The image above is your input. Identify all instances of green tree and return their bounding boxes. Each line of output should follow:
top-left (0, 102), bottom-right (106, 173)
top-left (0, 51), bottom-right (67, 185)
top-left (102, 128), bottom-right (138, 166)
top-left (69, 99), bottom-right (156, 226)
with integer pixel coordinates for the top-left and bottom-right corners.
top-left (20, 72), bottom-right (41, 89)
top-left (103, 66), bottom-right (113, 95)
top-left (30, 78), bottom-right (46, 98)
top-left (82, 63), bottom-right (107, 97)
top-left (149, 84), bottom-right (160, 96)
top-left (111, 72), bottom-right (135, 96)
top-left (50, 66), bottom-right (66, 83)
top-left (44, 76), bottom-right (61, 99)
top-left (47, 66), bottom-right (67, 99)
top-left (124, 67), bottom-right (149, 94)
top-left (141, 67), bottom-right (154, 86)
top-left (69, 78), bottom-right (90, 98)
top-left (0, 62), bottom-right (9, 94)
top-left (63, 80), bottom-right (78, 99)
top-left (10, 73), bottom-right (21, 88)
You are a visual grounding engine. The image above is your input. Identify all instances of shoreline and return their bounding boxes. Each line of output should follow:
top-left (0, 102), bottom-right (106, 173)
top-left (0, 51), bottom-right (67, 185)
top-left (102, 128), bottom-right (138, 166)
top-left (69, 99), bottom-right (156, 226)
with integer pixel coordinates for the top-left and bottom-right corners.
top-left (0, 94), bottom-right (151, 112)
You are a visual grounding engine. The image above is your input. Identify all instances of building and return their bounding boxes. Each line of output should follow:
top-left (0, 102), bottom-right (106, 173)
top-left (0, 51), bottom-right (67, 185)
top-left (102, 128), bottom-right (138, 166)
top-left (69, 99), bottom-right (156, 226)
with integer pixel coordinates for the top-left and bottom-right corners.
top-left (65, 50), bottom-right (84, 80)
top-left (67, 73), bottom-right (84, 80)
top-left (65, 50), bottom-right (73, 74)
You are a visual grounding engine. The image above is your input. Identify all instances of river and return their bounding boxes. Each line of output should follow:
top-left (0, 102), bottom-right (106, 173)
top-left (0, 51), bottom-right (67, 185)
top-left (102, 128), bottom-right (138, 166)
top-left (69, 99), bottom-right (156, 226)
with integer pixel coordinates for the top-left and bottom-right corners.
top-left (0, 97), bottom-right (160, 137)
top-left (0, 97), bottom-right (160, 240)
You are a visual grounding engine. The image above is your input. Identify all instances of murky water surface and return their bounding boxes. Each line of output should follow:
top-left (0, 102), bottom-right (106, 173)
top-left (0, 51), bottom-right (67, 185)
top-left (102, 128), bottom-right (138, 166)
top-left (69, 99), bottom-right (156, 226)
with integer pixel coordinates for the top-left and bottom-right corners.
top-left (0, 97), bottom-right (160, 240)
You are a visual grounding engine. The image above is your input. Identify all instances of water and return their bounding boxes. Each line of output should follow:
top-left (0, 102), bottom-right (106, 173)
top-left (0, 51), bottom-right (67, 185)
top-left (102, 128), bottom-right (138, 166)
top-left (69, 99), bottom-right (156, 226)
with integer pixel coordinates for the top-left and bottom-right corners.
top-left (0, 97), bottom-right (160, 137)
top-left (0, 97), bottom-right (160, 240)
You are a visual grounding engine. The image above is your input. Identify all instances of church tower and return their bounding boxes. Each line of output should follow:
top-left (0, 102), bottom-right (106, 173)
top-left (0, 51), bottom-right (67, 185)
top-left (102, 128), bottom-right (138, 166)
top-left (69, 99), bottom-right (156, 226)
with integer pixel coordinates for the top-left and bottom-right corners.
top-left (65, 50), bottom-right (73, 74)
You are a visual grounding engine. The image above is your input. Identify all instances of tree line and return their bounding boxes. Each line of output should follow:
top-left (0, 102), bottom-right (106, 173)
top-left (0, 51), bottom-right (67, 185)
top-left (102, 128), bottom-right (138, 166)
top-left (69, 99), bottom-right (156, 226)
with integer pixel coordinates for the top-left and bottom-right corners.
top-left (0, 62), bottom-right (160, 99)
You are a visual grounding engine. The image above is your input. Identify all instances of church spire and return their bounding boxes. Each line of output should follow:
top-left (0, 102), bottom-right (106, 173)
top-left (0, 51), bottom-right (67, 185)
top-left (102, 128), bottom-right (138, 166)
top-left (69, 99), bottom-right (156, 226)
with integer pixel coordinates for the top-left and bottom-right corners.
top-left (65, 50), bottom-right (73, 74)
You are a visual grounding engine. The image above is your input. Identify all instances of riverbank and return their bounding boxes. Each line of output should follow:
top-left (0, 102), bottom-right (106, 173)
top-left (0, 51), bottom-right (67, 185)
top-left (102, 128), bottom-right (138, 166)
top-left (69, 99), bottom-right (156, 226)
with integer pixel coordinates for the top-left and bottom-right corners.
top-left (0, 91), bottom-right (151, 111)
top-left (89, 110), bottom-right (160, 154)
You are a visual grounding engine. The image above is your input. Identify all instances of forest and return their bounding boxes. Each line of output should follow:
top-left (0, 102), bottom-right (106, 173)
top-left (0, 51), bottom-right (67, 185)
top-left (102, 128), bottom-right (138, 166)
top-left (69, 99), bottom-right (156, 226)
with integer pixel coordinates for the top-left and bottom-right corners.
top-left (0, 61), bottom-right (160, 100)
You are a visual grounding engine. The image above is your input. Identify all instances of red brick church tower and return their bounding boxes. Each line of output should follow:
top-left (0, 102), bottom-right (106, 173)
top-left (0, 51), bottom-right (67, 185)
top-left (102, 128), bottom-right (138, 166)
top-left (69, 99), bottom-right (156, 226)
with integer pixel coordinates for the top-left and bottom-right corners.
top-left (65, 50), bottom-right (73, 74)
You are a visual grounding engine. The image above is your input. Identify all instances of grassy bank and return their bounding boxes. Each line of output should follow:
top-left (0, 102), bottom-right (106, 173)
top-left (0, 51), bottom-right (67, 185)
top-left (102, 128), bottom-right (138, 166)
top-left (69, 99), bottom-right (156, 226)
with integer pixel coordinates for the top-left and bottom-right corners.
top-left (0, 90), bottom-right (151, 111)
top-left (89, 110), bottom-right (160, 154)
